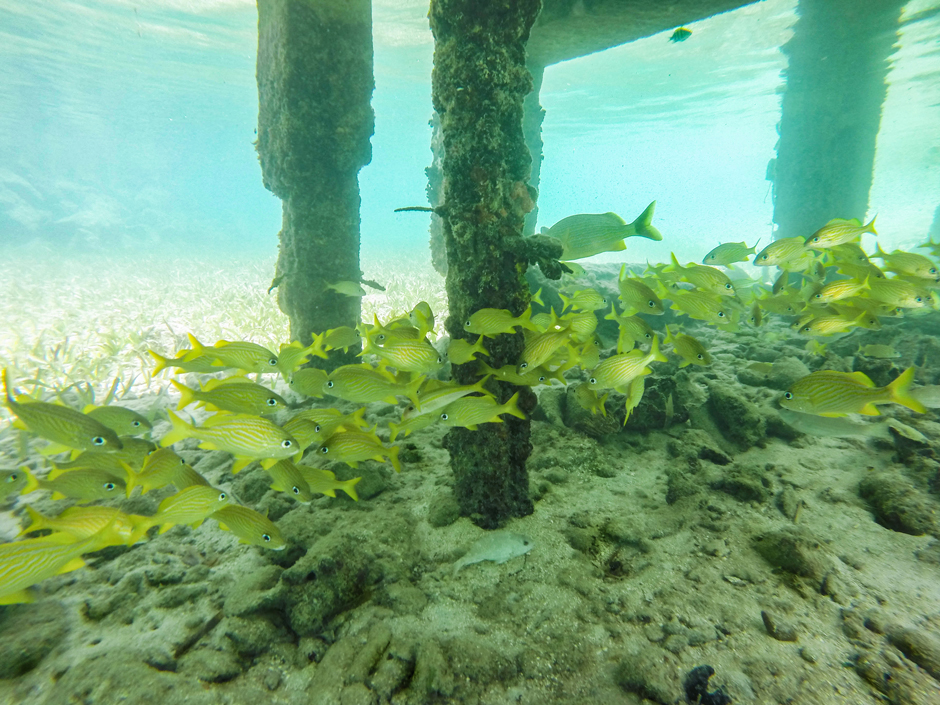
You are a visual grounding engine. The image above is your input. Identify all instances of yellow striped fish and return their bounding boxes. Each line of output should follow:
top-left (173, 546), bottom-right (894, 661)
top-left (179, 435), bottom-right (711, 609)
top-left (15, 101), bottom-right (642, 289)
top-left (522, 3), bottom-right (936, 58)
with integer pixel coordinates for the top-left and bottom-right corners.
top-left (464, 307), bottom-right (539, 337)
top-left (438, 392), bottom-right (526, 430)
top-left (22, 467), bottom-right (125, 502)
top-left (668, 290), bottom-right (730, 325)
top-left (4, 368), bottom-right (123, 455)
top-left (321, 326), bottom-right (362, 352)
top-left (808, 276), bottom-right (870, 305)
top-left (702, 240), bottom-right (758, 267)
top-left (478, 362), bottom-right (566, 387)
top-left (447, 336), bottom-right (488, 365)
top-left (149, 350), bottom-right (221, 377)
top-left (323, 365), bottom-right (422, 405)
top-left (19, 505), bottom-right (140, 543)
top-left (388, 413), bottom-right (437, 442)
top-left (0, 526), bottom-right (124, 605)
top-left (559, 288), bottom-right (608, 313)
top-left (618, 272), bottom-right (664, 314)
top-left (125, 448), bottom-right (208, 496)
top-left (289, 368), bottom-right (329, 398)
top-left (409, 301), bottom-right (436, 339)
top-left (663, 325), bottom-right (711, 367)
top-left (780, 367), bottom-right (925, 417)
top-left (210, 505), bottom-right (285, 550)
top-left (573, 383), bottom-right (608, 417)
top-left (868, 278), bottom-right (929, 309)
top-left (265, 459), bottom-right (314, 502)
top-left (52, 450), bottom-right (133, 481)
top-left (796, 311), bottom-right (878, 337)
top-left (83, 405), bottom-right (152, 436)
top-left (288, 407), bottom-right (368, 441)
top-left (276, 341), bottom-right (313, 380)
top-left (805, 216), bottom-right (877, 249)
top-left (403, 377), bottom-right (493, 419)
top-left (665, 253), bottom-right (736, 296)
top-left (517, 329), bottom-right (572, 373)
top-left (130, 485), bottom-right (231, 542)
top-left (557, 310), bottom-right (598, 343)
top-left (363, 337), bottom-right (444, 375)
top-left (754, 237), bottom-right (810, 267)
top-left (542, 201), bottom-right (662, 261)
top-left (161, 411), bottom-right (299, 473)
top-left (184, 334), bottom-right (279, 374)
top-left (295, 465), bottom-right (361, 500)
top-left (171, 377), bottom-right (287, 416)
top-left (587, 336), bottom-right (668, 392)
top-left (317, 429), bottom-right (400, 472)
top-left (873, 244), bottom-right (939, 280)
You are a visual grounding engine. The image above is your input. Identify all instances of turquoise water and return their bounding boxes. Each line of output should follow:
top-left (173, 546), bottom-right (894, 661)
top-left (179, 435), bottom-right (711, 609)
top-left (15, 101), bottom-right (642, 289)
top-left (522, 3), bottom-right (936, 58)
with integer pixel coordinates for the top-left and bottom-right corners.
top-left (1, 0), bottom-right (938, 260)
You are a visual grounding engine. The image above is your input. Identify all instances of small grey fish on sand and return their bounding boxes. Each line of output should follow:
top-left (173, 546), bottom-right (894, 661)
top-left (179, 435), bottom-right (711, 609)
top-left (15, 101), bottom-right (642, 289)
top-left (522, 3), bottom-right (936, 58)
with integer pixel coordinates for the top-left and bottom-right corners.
top-left (453, 531), bottom-right (534, 576)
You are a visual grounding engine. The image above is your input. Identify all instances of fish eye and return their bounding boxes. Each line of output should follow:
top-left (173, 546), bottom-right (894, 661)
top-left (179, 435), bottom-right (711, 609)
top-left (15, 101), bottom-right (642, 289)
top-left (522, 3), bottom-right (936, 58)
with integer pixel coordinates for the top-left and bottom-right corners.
top-left (717, 311), bottom-right (725, 317)
top-left (519, 362), bottom-right (528, 370)
top-left (647, 300), bottom-right (655, 308)
top-left (464, 320), bottom-right (471, 327)
top-left (179, 458), bottom-right (185, 465)
top-left (104, 482), bottom-right (116, 491)
top-left (814, 294), bottom-right (821, 299)
top-left (538, 376), bottom-right (546, 382)
top-left (320, 446), bottom-right (329, 454)
top-left (291, 486), bottom-right (300, 495)
top-left (7, 473), bottom-right (18, 482)
top-left (784, 392), bottom-right (793, 400)
top-left (281, 440), bottom-right (293, 448)
top-left (92, 436), bottom-right (105, 446)
top-left (266, 398), bottom-right (278, 406)
top-left (327, 381), bottom-right (334, 388)
top-left (262, 533), bottom-right (271, 542)
top-left (916, 297), bottom-right (923, 303)
top-left (802, 326), bottom-right (811, 332)
top-left (377, 334), bottom-right (386, 342)
top-left (589, 377), bottom-right (596, 385)
top-left (932, 269), bottom-right (938, 275)
top-left (437, 357), bottom-right (443, 363)
top-left (219, 492), bottom-right (227, 501)
top-left (697, 354), bottom-right (704, 360)
top-left (812, 237), bottom-right (819, 243)
top-left (268, 358), bottom-right (278, 366)
top-left (760, 254), bottom-right (767, 260)
top-left (132, 420), bottom-right (141, 427)
top-left (725, 283), bottom-right (733, 289)
top-left (314, 424), bottom-right (321, 433)
top-left (440, 413), bottom-right (449, 421)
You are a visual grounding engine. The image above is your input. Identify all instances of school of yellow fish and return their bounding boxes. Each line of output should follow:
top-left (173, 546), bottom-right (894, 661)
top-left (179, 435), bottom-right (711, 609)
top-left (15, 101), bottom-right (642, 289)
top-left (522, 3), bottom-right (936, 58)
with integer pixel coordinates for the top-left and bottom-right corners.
top-left (0, 208), bottom-right (936, 603)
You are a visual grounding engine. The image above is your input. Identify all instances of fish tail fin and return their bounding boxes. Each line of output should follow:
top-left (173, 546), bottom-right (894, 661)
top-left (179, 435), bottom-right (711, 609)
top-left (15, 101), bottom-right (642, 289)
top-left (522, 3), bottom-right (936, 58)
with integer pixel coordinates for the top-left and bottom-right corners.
top-left (503, 392), bottom-right (527, 420)
top-left (663, 252), bottom-right (682, 274)
top-left (518, 306), bottom-right (539, 332)
top-left (160, 411), bottom-right (192, 448)
top-left (341, 477), bottom-right (361, 501)
top-left (19, 505), bottom-right (46, 536)
top-left (663, 324), bottom-right (675, 345)
top-left (170, 380), bottom-right (196, 410)
top-left (873, 241), bottom-right (887, 259)
top-left (148, 350), bottom-right (170, 377)
top-left (558, 292), bottom-right (572, 313)
top-left (388, 445), bottom-right (401, 473)
top-left (388, 421), bottom-right (402, 443)
top-left (21, 467), bottom-right (40, 494)
top-left (650, 335), bottom-right (669, 363)
top-left (531, 287), bottom-right (543, 307)
top-left (748, 239), bottom-right (760, 255)
top-left (631, 200), bottom-right (662, 241)
top-left (603, 303), bottom-right (619, 322)
top-left (888, 367), bottom-right (927, 414)
top-left (128, 520), bottom-right (154, 545)
top-left (864, 215), bottom-right (878, 236)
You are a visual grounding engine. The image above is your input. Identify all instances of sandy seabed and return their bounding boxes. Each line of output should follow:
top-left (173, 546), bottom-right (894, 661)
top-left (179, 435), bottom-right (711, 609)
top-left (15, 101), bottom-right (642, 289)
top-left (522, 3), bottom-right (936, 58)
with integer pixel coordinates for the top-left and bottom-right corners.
top-left (1, 259), bottom-right (940, 704)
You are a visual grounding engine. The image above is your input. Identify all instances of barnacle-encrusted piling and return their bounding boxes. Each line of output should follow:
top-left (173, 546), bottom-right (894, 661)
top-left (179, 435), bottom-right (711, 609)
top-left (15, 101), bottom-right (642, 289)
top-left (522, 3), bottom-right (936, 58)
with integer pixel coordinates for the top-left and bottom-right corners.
top-left (429, 0), bottom-right (542, 529)
top-left (256, 0), bottom-right (374, 368)
top-left (772, 0), bottom-right (904, 239)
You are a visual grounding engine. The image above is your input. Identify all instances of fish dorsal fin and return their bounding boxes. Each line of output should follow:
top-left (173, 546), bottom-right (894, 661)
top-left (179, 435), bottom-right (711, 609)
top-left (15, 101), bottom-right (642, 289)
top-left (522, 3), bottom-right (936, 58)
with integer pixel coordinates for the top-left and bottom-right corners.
top-left (848, 371), bottom-right (876, 387)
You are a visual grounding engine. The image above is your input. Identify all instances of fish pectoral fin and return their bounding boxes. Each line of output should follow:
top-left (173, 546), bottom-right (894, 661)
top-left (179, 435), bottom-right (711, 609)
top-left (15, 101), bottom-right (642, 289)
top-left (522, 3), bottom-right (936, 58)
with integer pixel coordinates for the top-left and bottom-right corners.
top-left (858, 404), bottom-right (881, 416)
top-left (11, 419), bottom-right (26, 430)
top-left (609, 240), bottom-right (627, 252)
top-left (231, 457), bottom-right (253, 474)
top-left (259, 458), bottom-right (279, 470)
top-left (57, 556), bottom-right (87, 575)
top-left (39, 443), bottom-right (72, 456)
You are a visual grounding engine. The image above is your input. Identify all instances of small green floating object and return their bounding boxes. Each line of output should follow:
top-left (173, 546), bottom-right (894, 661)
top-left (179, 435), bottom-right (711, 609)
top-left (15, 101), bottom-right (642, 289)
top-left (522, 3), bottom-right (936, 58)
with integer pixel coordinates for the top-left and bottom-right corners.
top-left (670, 27), bottom-right (692, 42)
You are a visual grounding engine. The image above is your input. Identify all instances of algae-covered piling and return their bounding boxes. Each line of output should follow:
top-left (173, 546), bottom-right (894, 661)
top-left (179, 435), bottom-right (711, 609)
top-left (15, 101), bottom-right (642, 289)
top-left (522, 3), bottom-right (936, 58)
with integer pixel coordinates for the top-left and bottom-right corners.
top-left (429, 0), bottom-right (542, 528)
top-left (256, 0), bottom-right (374, 368)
